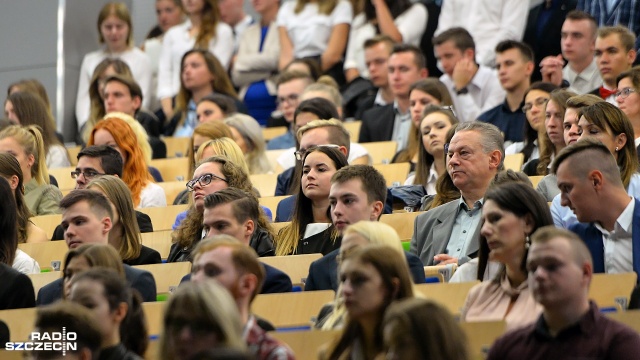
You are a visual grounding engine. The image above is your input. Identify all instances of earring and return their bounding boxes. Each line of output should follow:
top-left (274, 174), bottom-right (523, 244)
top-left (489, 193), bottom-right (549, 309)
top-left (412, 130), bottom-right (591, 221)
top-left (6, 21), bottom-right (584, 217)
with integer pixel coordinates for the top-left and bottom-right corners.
top-left (615, 147), bottom-right (619, 152)
top-left (525, 235), bottom-right (531, 249)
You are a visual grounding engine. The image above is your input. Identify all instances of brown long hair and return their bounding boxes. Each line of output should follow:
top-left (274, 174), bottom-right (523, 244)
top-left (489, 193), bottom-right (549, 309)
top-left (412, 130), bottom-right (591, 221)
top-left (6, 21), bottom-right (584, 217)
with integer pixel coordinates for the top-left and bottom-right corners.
top-left (0, 153), bottom-right (32, 243)
top-left (536, 89), bottom-right (576, 175)
top-left (413, 105), bottom-right (458, 186)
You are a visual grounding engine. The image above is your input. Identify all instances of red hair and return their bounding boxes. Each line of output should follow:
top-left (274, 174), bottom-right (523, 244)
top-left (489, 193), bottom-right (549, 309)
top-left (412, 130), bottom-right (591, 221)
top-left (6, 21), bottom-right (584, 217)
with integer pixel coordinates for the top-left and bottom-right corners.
top-left (88, 116), bottom-right (152, 206)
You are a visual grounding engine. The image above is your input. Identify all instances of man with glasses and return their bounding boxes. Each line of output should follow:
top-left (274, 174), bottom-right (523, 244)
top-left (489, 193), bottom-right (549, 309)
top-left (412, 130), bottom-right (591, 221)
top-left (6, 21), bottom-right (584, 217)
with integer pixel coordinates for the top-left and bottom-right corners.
top-left (266, 70), bottom-right (313, 150)
top-left (52, 145), bottom-right (153, 239)
top-left (478, 40), bottom-right (534, 144)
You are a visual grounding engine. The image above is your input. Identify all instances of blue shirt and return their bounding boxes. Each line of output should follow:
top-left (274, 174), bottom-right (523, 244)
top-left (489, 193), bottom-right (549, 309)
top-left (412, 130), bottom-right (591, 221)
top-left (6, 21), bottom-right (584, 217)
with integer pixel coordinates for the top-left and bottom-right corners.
top-left (478, 100), bottom-right (526, 143)
top-left (266, 130), bottom-right (295, 150)
top-left (447, 197), bottom-right (484, 262)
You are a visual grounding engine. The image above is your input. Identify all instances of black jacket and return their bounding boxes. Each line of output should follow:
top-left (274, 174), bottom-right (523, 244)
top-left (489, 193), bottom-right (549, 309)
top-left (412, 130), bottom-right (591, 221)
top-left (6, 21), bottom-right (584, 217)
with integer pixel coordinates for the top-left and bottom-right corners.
top-left (304, 249), bottom-right (426, 292)
top-left (358, 104), bottom-right (395, 143)
top-left (52, 211), bottom-right (154, 240)
top-left (123, 245), bottom-right (162, 266)
top-left (180, 263), bottom-right (292, 294)
top-left (98, 344), bottom-right (142, 360)
top-left (0, 263), bottom-right (35, 310)
top-left (37, 264), bottom-right (157, 305)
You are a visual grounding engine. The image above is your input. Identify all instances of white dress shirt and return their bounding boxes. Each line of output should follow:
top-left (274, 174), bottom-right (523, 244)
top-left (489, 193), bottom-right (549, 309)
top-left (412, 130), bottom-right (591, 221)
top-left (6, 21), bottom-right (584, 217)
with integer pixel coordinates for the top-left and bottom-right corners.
top-left (594, 198), bottom-right (634, 274)
top-left (440, 66), bottom-right (505, 123)
top-left (564, 58), bottom-right (602, 95)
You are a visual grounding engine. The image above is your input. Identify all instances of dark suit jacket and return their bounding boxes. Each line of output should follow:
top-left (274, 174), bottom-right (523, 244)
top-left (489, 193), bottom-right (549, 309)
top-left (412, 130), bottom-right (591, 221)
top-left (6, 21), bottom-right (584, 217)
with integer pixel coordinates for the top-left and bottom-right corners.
top-left (358, 104), bottom-right (395, 143)
top-left (37, 264), bottom-right (157, 305)
top-left (524, 0), bottom-right (578, 82)
top-left (304, 249), bottom-right (427, 292)
top-left (275, 195), bottom-right (295, 222)
top-left (180, 262), bottom-right (293, 294)
top-left (569, 198), bottom-right (640, 280)
top-left (52, 211), bottom-right (154, 240)
top-left (410, 200), bottom-right (480, 266)
top-left (275, 167), bottom-right (295, 196)
top-left (124, 245), bottom-right (162, 266)
top-left (0, 263), bottom-right (35, 310)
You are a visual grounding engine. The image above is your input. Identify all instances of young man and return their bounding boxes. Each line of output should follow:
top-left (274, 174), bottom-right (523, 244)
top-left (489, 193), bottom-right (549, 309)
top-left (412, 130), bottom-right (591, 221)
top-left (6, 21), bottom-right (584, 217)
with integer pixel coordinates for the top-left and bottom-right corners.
top-left (358, 44), bottom-right (427, 150)
top-left (38, 190), bottom-right (156, 305)
top-left (51, 145), bottom-right (152, 240)
top-left (488, 227), bottom-right (640, 359)
top-left (201, 188), bottom-right (291, 293)
top-left (218, 0), bottom-right (253, 46)
top-left (305, 165), bottom-right (403, 291)
top-left (539, 11), bottom-right (601, 94)
top-left (590, 26), bottom-right (637, 104)
top-left (191, 236), bottom-right (295, 359)
top-left (478, 40), bottom-right (534, 143)
top-left (552, 139), bottom-right (640, 279)
top-left (411, 121), bottom-right (503, 266)
top-left (266, 71), bottom-right (313, 150)
top-left (433, 27), bottom-right (505, 123)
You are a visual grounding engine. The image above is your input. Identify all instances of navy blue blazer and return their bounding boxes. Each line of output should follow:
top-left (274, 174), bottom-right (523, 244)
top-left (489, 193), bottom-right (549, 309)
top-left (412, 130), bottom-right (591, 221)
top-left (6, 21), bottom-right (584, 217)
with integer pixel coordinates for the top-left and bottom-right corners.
top-left (180, 263), bottom-right (293, 293)
top-left (569, 198), bottom-right (640, 280)
top-left (304, 249), bottom-right (426, 292)
top-left (37, 264), bottom-right (157, 305)
top-left (358, 104), bottom-right (395, 143)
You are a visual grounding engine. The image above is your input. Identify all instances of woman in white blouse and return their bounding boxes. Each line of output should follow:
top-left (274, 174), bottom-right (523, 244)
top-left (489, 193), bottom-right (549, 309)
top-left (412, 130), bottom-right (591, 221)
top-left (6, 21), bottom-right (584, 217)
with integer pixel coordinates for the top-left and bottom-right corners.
top-left (158, 0), bottom-right (234, 119)
top-left (344, 0), bottom-right (427, 82)
top-left (277, 0), bottom-right (353, 77)
top-left (76, 2), bottom-right (152, 129)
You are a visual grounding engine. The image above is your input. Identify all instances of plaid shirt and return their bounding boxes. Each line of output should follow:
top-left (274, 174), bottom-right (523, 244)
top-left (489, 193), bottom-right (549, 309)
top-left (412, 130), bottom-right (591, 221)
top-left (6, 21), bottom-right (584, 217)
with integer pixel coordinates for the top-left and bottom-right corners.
top-left (244, 316), bottom-right (296, 360)
top-left (578, 0), bottom-right (640, 50)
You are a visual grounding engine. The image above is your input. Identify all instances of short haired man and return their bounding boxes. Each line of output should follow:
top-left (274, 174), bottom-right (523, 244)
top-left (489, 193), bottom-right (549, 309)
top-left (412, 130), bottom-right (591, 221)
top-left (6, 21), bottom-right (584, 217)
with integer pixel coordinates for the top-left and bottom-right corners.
top-left (305, 165), bottom-right (425, 291)
top-left (51, 145), bottom-right (152, 240)
top-left (267, 71), bottom-right (314, 150)
top-left (348, 35), bottom-right (396, 119)
top-left (433, 27), bottom-right (505, 123)
top-left (478, 40), bottom-right (534, 143)
top-left (589, 26), bottom-right (637, 105)
top-left (358, 44), bottom-right (428, 150)
top-left (201, 189), bottom-right (291, 293)
top-left (38, 190), bottom-right (157, 305)
top-left (552, 139), bottom-right (640, 278)
top-left (488, 226), bottom-right (640, 359)
top-left (411, 122), bottom-right (504, 266)
top-left (202, 188), bottom-right (276, 257)
top-left (191, 236), bottom-right (295, 359)
top-left (33, 301), bottom-right (103, 359)
top-left (539, 11), bottom-right (602, 94)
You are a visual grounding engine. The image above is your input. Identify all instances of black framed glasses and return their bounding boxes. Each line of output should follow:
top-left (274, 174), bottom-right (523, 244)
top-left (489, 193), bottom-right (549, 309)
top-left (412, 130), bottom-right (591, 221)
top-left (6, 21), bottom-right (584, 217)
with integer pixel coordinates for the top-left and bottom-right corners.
top-left (522, 97), bottom-right (549, 113)
top-left (294, 144), bottom-right (340, 161)
top-left (70, 170), bottom-right (105, 180)
top-left (186, 173), bottom-right (228, 191)
top-left (616, 87), bottom-right (636, 99)
top-left (276, 94), bottom-right (300, 107)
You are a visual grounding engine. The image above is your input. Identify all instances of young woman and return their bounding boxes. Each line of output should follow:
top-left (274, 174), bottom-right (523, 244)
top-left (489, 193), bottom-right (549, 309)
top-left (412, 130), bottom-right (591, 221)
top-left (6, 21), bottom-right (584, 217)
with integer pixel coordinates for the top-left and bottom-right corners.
top-left (87, 176), bottom-right (162, 265)
top-left (0, 176), bottom-right (39, 275)
top-left (462, 182), bottom-right (552, 331)
top-left (196, 93), bottom-right (237, 124)
top-left (405, 105), bottom-right (459, 195)
top-left (322, 245), bottom-right (414, 360)
top-left (551, 101), bottom-right (640, 228)
top-left (344, 0), bottom-right (427, 82)
top-left (382, 298), bottom-right (470, 360)
top-left (7, 79), bottom-right (52, 112)
top-left (505, 82), bottom-right (558, 166)
top-left (224, 113), bottom-right (273, 175)
top-left (61, 244), bottom-right (126, 300)
top-left (276, 146), bottom-right (349, 256)
top-left (169, 156), bottom-right (273, 262)
top-left (425, 124), bottom-right (460, 210)
top-left (165, 49), bottom-right (238, 137)
top-left (158, 0), bottom-right (234, 119)
top-left (277, 0), bottom-right (353, 83)
top-left (531, 89), bottom-right (576, 201)
top-left (82, 58), bottom-right (134, 143)
top-left (142, 0), bottom-right (186, 111)
top-left (159, 281), bottom-right (246, 360)
top-left (76, 2), bottom-right (152, 129)
top-left (88, 115), bottom-right (166, 208)
top-left (195, 137), bottom-right (251, 175)
top-left (4, 91), bottom-right (70, 168)
top-left (0, 125), bottom-right (62, 215)
top-left (187, 121), bottom-right (233, 179)
top-left (69, 268), bottom-right (148, 358)
top-left (0, 153), bottom-right (48, 244)
top-left (616, 67), bottom-right (640, 139)
top-left (394, 79), bottom-right (454, 170)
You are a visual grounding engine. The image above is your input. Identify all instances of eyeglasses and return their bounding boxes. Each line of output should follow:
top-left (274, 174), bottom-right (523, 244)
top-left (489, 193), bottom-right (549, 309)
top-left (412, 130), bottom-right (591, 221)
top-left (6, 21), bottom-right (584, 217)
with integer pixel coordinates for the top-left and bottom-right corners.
top-left (70, 170), bottom-right (105, 179)
top-left (522, 97), bottom-right (549, 113)
top-left (616, 87), bottom-right (636, 99)
top-left (434, 105), bottom-right (457, 118)
top-left (276, 94), bottom-right (300, 107)
top-left (294, 144), bottom-right (341, 161)
top-left (186, 173), bottom-right (228, 191)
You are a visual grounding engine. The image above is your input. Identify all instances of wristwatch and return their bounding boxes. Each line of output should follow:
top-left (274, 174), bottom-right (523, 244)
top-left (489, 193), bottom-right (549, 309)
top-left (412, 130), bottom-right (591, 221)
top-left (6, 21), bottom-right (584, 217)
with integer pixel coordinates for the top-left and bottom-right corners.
top-left (456, 87), bottom-right (469, 95)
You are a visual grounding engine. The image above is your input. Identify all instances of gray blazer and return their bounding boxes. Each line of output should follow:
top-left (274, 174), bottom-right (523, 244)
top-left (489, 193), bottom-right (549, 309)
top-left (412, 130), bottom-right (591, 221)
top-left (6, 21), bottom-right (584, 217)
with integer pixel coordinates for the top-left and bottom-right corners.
top-left (410, 200), bottom-right (481, 266)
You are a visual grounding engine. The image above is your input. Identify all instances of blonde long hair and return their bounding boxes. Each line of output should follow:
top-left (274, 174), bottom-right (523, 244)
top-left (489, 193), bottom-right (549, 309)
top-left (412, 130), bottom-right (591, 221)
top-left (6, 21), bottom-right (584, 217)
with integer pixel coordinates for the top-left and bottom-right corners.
top-left (0, 125), bottom-right (49, 185)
